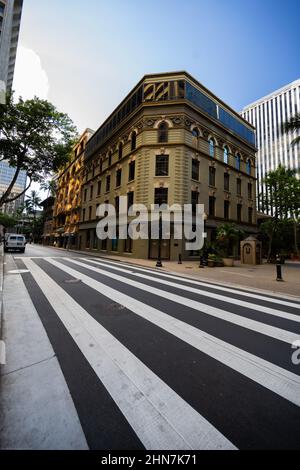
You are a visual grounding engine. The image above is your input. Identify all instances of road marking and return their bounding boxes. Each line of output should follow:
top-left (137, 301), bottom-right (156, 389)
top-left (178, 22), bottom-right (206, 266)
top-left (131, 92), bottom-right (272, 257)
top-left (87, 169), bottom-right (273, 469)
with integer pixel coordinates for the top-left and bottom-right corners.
top-left (219, 270), bottom-right (253, 278)
top-left (0, 340), bottom-right (6, 364)
top-left (7, 269), bottom-right (30, 274)
top-left (22, 258), bottom-right (234, 450)
top-left (86, 258), bottom-right (300, 307)
top-left (45, 257), bottom-right (300, 408)
top-left (82, 258), bottom-right (300, 324)
top-left (65, 258), bottom-right (298, 345)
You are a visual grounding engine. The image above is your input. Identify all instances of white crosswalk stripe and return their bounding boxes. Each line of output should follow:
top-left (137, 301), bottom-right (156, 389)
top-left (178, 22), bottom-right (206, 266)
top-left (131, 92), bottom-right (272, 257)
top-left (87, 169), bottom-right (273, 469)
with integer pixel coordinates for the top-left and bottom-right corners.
top-left (81, 258), bottom-right (300, 323)
top-left (16, 255), bottom-right (300, 450)
top-left (45, 257), bottom-right (300, 407)
top-left (22, 257), bottom-right (235, 450)
top-left (64, 257), bottom-right (298, 345)
top-left (84, 257), bottom-right (300, 306)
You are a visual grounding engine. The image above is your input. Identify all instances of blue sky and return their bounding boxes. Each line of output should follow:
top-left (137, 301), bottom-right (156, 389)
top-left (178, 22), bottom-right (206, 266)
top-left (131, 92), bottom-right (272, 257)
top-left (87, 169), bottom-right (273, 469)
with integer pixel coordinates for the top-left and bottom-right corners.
top-left (14, 0), bottom-right (300, 134)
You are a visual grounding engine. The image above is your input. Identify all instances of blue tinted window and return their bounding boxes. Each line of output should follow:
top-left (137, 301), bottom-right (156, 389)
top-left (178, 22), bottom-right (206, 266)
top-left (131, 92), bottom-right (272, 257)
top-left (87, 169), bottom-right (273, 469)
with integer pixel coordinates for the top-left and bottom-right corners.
top-left (246, 159), bottom-right (251, 175)
top-left (186, 83), bottom-right (255, 146)
top-left (0, 161), bottom-right (27, 189)
top-left (186, 82), bottom-right (218, 119)
top-left (236, 154), bottom-right (241, 170)
top-left (219, 107), bottom-right (255, 146)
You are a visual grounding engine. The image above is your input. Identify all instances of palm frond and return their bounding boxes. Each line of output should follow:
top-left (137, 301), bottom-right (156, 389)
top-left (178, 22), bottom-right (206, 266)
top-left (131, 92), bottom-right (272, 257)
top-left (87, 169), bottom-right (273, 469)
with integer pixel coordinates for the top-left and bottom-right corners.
top-left (291, 135), bottom-right (300, 146)
top-left (282, 112), bottom-right (300, 134)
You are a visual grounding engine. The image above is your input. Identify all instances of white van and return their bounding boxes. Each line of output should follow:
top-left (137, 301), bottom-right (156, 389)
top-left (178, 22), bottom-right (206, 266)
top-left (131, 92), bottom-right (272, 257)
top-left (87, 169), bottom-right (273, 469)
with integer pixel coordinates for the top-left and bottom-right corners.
top-left (4, 234), bottom-right (27, 253)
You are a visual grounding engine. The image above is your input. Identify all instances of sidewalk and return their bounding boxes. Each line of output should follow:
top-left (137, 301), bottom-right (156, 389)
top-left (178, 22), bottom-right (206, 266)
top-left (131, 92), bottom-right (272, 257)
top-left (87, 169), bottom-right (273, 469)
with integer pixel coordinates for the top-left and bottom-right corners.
top-left (57, 247), bottom-right (300, 298)
top-left (0, 254), bottom-right (88, 449)
top-left (0, 244), bottom-right (4, 364)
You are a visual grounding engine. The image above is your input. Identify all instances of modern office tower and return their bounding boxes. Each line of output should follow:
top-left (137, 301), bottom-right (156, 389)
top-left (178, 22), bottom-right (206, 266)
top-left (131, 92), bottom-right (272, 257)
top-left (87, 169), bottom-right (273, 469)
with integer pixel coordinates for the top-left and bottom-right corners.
top-left (0, 160), bottom-right (27, 214)
top-left (0, 0), bottom-right (23, 93)
top-left (0, 1), bottom-right (25, 215)
top-left (78, 71), bottom-right (256, 260)
top-left (241, 79), bottom-right (300, 211)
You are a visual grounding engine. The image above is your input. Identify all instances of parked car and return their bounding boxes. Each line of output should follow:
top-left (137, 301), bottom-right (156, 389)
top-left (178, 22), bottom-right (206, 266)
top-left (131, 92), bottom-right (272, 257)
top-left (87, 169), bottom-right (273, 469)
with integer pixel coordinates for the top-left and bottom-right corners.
top-left (4, 234), bottom-right (27, 253)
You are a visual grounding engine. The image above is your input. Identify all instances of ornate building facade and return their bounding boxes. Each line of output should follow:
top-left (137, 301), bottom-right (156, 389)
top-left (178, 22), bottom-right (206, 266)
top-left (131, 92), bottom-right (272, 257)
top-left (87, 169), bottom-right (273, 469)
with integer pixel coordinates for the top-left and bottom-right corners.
top-left (79, 72), bottom-right (257, 260)
top-left (53, 128), bottom-right (93, 248)
top-left (41, 196), bottom-right (55, 245)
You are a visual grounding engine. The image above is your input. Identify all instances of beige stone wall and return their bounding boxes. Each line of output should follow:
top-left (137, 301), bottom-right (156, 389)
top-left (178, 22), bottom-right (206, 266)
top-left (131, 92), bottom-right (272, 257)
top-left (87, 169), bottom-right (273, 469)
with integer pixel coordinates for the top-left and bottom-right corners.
top-left (53, 129), bottom-right (93, 238)
top-left (79, 105), bottom-right (256, 260)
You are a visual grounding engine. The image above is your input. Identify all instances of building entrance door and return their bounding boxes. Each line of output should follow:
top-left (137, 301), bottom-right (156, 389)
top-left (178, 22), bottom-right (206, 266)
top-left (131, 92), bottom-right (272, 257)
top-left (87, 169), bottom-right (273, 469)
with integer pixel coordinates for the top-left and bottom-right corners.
top-left (149, 239), bottom-right (170, 260)
top-left (243, 243), bottom-right (253, 264)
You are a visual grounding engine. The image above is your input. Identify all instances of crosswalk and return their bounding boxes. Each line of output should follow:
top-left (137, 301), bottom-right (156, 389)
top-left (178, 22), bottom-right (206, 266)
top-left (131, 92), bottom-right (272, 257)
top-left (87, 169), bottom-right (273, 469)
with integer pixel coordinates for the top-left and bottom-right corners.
top-left (14, 255), bottom-right (300, 449)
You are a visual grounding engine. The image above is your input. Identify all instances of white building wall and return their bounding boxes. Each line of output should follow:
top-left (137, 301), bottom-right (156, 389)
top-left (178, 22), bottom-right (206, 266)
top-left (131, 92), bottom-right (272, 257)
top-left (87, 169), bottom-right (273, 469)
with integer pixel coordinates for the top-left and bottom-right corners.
top-left (241, 79), bottom-right (300, 212)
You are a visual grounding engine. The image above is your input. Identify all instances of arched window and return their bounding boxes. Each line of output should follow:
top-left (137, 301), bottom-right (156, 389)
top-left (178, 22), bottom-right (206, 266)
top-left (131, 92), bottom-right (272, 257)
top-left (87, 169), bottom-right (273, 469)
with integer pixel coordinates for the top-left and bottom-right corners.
top-left (192, 128), bottom-right (199, 138)
top-left (158, 122), bottom-right (168, 143)
top-left (131, 131), bottom-right (137, 151)
top-left (246, 159), bottom-right (251, 175)
top-left (209, 139), bottom-right (215, 157)
top-left (118, 142), bottom-right (123, 160)
top-left (99, 158), bottom-right (103, 173)
top-left (236, 153), bottom-right (241, 171)
top-left (223, 146), bottom-right (229, 164)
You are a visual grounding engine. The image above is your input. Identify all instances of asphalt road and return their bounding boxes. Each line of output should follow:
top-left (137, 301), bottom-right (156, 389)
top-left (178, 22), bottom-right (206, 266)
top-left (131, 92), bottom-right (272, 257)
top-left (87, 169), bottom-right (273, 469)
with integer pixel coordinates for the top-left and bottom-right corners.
top-left (7, 244), bottom-right (300, 449)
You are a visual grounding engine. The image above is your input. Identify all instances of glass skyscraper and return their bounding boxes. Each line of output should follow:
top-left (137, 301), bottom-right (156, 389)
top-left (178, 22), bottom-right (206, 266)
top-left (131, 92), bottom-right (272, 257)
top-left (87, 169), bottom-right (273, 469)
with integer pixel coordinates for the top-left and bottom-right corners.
top-left (0, 160), bottom-right (27, 214)
top-left (0, 0), bottom-right (23, 93)
top-left (241, 79), bottom-right (300, 212)
top-left (0, 0), bottom-right (25, 215)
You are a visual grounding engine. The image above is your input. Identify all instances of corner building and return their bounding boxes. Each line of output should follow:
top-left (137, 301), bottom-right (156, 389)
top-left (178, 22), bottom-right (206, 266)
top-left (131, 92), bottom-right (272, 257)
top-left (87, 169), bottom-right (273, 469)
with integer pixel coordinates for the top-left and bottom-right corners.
top-left (80, 72), bottom-right (257, 260)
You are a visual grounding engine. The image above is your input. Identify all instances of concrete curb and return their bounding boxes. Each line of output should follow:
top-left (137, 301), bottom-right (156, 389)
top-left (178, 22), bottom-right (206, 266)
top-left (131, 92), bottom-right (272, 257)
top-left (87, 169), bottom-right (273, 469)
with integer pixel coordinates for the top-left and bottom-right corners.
top-left (0, 243), bottom-right (5, 364)
top-left (0, 254), bottom-right (88, 449)
top-left (42, 245), bottom-right (300, 301)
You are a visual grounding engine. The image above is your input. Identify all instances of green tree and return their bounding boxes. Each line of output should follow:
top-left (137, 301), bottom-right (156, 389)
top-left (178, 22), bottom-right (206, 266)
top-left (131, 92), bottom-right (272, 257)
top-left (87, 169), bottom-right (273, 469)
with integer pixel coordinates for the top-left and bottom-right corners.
top-left (40, 179), bottom-right (57, 197)
top-left (216, 223), bottom-right (244, 257)
top-left (24, 190), bottom-right (42, 243)
top-left (282, 112), bottom-right (300, 146)
top-left (259, 219), bottom-right (277, 262)
top-left (0, 93), bottom-right (77, 207)
top-left (0, 212), bottom-right (17, 228)
top-left (25, 190), bottom-right (41, 220)
top-left (260, 165), bottom-right (300, 257)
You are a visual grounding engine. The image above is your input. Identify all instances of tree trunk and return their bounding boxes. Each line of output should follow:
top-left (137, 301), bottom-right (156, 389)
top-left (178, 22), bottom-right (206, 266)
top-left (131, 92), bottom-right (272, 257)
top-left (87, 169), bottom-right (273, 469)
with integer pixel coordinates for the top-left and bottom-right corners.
top-left (1, 177), bottom-right (32, 204)
top-left (267, 234), bottom-right (273, 263)
top-left (0, 166), bottom-right (21, 206)
top-left (293, 220), bottom-right (299, 257)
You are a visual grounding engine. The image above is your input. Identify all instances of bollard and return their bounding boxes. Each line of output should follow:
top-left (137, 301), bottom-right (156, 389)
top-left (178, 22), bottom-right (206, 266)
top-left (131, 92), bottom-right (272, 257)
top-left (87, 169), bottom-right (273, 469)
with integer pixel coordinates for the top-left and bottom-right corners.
top-left (199, 255), bottom-right (204, 268)
top-left (178, 253), bottom-right (182, 264)
top-left (276, 257), bottom-right (283, 281)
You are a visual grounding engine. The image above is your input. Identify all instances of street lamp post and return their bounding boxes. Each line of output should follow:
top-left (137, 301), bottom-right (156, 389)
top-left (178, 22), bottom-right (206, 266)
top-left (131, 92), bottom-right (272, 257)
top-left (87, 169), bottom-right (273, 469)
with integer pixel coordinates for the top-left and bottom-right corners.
top-left (156, 212), bottom-right (163, 268)
top-left (276, 255), bottom-right (283, 281)
top-left (199, 212), bottom-right (207, 268)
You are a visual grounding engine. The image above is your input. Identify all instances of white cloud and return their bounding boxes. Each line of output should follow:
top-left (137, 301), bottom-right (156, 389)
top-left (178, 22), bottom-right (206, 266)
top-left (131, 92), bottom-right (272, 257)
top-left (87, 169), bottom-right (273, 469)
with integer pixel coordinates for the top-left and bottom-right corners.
top-left (13, 46), bottom-right (49, 100)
